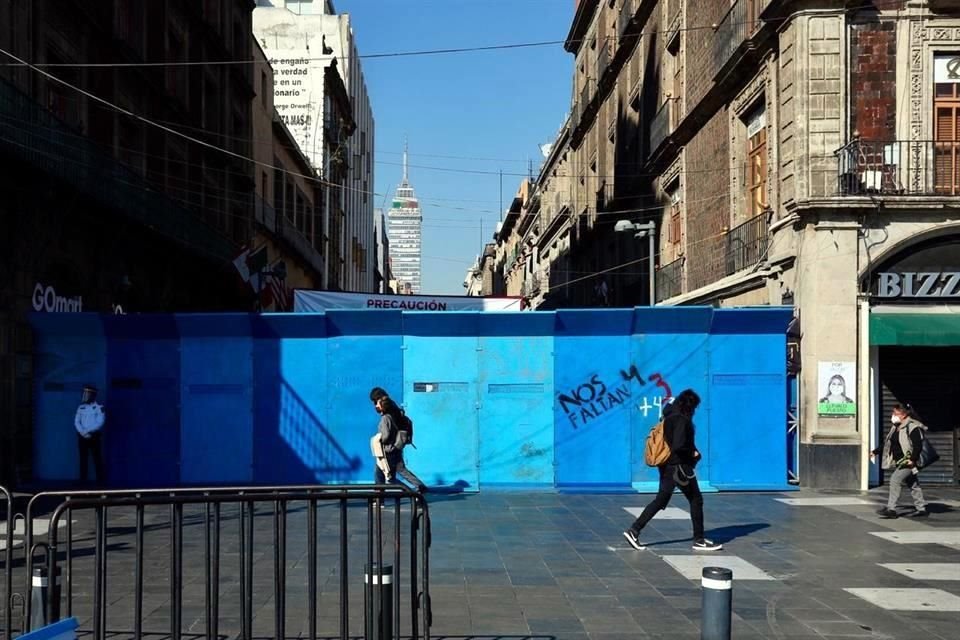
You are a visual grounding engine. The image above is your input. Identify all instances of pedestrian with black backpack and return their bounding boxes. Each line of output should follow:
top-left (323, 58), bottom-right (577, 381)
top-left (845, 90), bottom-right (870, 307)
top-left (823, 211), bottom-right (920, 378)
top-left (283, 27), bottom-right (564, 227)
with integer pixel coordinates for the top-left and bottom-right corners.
top-left (370, 387), bottom-right (428, 493)
top-left (872, 403), bottom-right (937, 519)
top-left (623, 389), bottom-right (722, 551)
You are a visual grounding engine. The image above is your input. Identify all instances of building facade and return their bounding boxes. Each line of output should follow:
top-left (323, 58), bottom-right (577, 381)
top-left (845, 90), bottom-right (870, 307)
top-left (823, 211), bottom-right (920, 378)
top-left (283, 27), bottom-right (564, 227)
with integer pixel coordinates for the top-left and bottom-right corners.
top-left (387, 150), bottom-right (423, 294)
top-left (0, 0), bottom-right (258, 485)
top-left (253, 0), bottom-right (376, 292)
top-left (506, 0), bottom-right (960, 489)
top-left (252, 39), bottom-right (352, 310)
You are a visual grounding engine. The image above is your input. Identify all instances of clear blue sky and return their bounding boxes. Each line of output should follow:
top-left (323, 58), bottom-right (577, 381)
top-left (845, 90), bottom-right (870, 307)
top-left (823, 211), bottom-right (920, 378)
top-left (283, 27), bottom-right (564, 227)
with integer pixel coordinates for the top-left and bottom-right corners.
top-left (337, 0), bottom-right (574, 294)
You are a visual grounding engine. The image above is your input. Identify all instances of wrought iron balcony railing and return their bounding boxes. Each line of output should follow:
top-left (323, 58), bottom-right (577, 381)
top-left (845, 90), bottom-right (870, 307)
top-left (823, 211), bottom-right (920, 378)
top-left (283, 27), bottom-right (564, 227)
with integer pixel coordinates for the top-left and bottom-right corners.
top-left (649, 100), bottom-right (671, 156)
top-left (656, 257), bottom-right (684, 302)
top-left (835, 138), bottom-right (960, 197)
top-left (712, 0), bottom-right (769, 80)
top-left (725, 212), bottom-right (769, 276)
top-left (597, 40), bottom-right (610, 79)
top-left (618, 0), bottom-right (637, 38)
top-left (596, 183), bottom-right (617, 213)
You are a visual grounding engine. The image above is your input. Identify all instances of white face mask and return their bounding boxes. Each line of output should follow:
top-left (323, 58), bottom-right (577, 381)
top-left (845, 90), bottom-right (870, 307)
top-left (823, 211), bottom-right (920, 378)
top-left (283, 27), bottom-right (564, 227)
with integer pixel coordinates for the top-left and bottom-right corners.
top-left (891, 416), bottom-right (902, 426)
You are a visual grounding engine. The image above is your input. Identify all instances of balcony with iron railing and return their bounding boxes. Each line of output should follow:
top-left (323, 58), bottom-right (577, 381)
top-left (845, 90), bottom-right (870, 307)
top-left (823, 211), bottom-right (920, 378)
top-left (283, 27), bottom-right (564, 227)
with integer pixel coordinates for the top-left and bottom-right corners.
top-left (656, 257), bottom-right (684, 302)
top-left (596, 182), bottom-right (617, 213)
top-left (597, 40), bottom-right (610, 80)
top-left (712, 0), bottom-right (770, 83)
top-left (0, 75), bottom-right (236, 262)
top-left (649, 101), bottom-right (672, 157)
top-left (255, 195), bottom-right (324, 275)
top-left (522, 271), bottom-right (543, 298)
top-left (618, 0), bottom-right (637, 38)
top-left (835, 138), bottom-right (960, 197)
top-left (725, 212), bottom-right (769, 276)
top-left (579, 81), bottom-right (594, 126)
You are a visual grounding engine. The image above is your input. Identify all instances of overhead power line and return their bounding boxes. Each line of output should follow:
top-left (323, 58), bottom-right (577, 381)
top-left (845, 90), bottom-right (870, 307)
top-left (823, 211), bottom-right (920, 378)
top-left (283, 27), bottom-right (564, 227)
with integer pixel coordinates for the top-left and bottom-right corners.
top-left (0, 2), bottom-right (907, 69)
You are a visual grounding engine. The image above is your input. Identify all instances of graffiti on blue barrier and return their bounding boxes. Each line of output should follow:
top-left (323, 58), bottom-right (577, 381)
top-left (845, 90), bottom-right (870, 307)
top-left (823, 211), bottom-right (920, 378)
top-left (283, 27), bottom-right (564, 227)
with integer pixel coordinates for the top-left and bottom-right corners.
top-left (558, 366), bottom-right (673, 428)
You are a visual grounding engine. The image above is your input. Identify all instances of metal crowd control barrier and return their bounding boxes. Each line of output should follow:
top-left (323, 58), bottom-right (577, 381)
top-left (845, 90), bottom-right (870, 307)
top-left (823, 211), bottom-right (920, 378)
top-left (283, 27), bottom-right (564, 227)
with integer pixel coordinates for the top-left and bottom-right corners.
top-left (1, 485), bottom-right (13, 640)
top-left (18, 484), bottom-right (430, 640)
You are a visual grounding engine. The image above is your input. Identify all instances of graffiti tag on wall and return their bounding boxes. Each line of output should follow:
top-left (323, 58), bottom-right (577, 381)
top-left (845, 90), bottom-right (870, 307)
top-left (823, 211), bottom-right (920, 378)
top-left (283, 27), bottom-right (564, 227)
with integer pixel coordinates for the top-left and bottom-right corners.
top-left (558, 365), bottom-right (673, 428)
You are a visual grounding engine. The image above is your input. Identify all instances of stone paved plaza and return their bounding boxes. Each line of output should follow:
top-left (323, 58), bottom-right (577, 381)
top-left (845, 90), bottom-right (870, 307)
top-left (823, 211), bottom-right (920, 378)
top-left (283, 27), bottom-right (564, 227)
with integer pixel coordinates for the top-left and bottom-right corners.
top-left (3, 486), bottom-right (960, 639)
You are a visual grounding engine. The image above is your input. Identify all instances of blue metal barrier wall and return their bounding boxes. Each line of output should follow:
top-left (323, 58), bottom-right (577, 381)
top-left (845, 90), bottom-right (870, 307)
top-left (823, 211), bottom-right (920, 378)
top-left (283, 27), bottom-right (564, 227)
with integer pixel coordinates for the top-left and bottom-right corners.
top-left (177, 315), bottom-right (254, 484)
top-left (629, 308), bottom-right (713, 492)
top-left (31, 314), bottom-right (107, 481)
top-left (30, 307), bottom-right (793, 492)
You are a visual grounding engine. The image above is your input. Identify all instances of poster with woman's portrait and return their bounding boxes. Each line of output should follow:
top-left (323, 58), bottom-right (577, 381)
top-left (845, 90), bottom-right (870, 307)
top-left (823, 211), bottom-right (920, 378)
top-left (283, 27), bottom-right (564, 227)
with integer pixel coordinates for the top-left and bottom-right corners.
top-left (817, 361), bottom-right (856, 415)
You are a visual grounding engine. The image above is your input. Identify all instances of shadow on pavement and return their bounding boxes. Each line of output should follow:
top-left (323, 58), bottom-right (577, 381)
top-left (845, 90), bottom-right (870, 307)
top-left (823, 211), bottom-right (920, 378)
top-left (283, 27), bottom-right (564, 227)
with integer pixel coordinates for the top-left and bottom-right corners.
top-left (644, 522), bottom-right (770, 547)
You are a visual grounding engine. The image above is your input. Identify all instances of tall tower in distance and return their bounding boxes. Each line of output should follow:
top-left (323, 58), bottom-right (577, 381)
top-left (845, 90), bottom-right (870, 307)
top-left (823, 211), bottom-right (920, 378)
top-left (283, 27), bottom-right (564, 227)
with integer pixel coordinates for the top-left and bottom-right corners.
top-left (387, 142), bottom-right (422, 294)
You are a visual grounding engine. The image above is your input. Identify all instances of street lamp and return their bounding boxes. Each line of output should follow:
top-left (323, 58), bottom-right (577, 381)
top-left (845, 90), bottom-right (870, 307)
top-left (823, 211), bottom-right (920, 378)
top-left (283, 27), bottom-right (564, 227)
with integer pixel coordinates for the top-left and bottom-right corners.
top-left (614, 220), bottom-right (656, 306)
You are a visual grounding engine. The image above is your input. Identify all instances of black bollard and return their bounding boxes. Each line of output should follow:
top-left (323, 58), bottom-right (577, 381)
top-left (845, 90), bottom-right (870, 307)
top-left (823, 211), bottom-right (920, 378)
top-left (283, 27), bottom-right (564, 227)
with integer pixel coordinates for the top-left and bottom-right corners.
top-left (364, 563), bottom-right (393, 640)
top-left (30, 566), bottom-right (61, 630)
top-left (701, 566), bottom-right (732, 640)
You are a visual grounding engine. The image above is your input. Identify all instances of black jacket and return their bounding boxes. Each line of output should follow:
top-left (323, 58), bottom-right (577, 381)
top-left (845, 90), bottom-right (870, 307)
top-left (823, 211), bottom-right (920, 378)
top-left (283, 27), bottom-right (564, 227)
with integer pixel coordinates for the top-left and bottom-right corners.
top-left (663, 404), bottom-right (699, 466)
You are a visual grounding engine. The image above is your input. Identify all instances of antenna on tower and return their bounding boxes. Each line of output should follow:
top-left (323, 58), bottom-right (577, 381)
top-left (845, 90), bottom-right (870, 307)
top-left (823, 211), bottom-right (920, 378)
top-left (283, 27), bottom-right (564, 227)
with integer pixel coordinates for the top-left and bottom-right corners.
top-left (402, 137), bottom-right (409, 186)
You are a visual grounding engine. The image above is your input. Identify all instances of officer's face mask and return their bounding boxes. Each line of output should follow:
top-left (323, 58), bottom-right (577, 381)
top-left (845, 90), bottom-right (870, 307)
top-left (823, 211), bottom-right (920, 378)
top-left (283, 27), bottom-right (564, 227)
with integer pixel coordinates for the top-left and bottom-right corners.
top-left (891, 415), bottom-right (902, 426)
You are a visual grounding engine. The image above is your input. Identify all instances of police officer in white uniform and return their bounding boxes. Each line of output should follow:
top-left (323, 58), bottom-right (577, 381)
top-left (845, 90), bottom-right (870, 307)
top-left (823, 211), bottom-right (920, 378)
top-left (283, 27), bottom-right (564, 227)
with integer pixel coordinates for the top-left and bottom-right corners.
top-left (75, 384), bottom-right (106, 484)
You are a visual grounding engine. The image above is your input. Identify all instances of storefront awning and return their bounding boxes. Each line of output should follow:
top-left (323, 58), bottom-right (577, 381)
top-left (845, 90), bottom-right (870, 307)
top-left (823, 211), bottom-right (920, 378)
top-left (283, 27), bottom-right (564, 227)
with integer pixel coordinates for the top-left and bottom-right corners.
top-left (870, 312), bottom-right (960, 346)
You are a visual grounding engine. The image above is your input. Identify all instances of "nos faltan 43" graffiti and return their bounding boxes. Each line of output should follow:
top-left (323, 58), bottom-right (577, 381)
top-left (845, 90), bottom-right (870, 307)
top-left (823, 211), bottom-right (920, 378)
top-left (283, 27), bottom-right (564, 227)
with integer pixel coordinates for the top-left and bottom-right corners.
top-left (558, 365), bottom-right (673, 428)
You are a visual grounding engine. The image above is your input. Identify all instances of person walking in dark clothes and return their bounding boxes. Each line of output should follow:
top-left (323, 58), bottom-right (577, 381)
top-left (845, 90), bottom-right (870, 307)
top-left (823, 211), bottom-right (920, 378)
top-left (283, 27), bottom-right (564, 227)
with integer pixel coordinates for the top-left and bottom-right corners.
top-left (623, 389), bottom-right (722, 551)
top-left (370, 387), bottom-right (428, 493)
top-left (872, 403), bottom-right (928, 518)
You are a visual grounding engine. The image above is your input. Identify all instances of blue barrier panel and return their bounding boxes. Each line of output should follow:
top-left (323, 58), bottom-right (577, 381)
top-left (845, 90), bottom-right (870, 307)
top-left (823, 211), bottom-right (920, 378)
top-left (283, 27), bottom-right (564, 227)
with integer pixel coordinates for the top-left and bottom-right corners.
top-left (402, 313), bottom-right (480, 491)
top-left (325, 310), bottom-right (403, 483)
top-left (706, 308), bottom-right (792, 490)
top-left (476, 312), bottom-right (555, 489)
top-left (554, 310), bottom-right (635, 491)
top-left (102, 315), bottom-right (181, 487)
top-left (629, 307), bottom-right (713, 492)
top-left (176, 315), bottom-right (254, 484)
top-left (251, 314), bottom-right (340, 483)
top-left (28, 307), bottom-right (794, 492)
top-left (29, 313), bottom-right (107, 483)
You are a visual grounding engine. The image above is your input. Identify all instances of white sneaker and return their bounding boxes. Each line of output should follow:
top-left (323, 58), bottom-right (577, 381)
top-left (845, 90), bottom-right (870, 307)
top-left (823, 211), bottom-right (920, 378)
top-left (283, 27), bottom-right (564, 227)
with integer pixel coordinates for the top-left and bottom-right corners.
top-left (623, 530), bottom-right (646, 550)
top-left (692, 538), bottom-right (723, 551)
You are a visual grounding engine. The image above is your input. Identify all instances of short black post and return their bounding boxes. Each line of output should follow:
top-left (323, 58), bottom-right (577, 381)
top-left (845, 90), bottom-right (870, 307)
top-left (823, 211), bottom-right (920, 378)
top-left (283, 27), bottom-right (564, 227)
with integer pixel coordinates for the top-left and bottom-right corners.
top-left (30, 566), bottom-right (61, 629)
top-left (364, 563), bottom-right (393, 640)
top-left (701, 566), bottom-right (732, 640)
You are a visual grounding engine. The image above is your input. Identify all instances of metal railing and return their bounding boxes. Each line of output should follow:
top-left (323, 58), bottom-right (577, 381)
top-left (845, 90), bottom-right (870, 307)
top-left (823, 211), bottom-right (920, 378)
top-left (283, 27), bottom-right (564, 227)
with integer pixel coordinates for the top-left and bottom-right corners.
top-left (712, 0), bottom-right (767, 78)
top-left (579, 82), bottom-right (593, 125)
top-left (725, 212), bottom-right (769, 276)
top-left (596, 183), bottom-right (616, 212)
top-left (835, 138), bottom-right (960, 197)
top-left (522, 272), bottom-right (543, 298)
top-left (649, 101), bottom-right (672, 155)
top-left (618, 0), bottom-right (637, 37)
top-left (1, 485), bottom-right (16, 640)
top-left (713, 0), bottom-right (748, 74)
top-left (10, 485), bottom-right (430, 640)
top-left (0, 77), bottom-right (237, 263)
top-left (597, 40), bottom-right (610, 79)
top-left (656, 257), bottom-right (684, 302)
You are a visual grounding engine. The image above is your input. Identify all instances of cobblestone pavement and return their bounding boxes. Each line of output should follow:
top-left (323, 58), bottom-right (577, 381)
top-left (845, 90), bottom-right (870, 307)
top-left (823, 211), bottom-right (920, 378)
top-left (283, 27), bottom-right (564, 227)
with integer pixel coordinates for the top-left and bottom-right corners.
top-left (2, 485), bottom-right (959, 639)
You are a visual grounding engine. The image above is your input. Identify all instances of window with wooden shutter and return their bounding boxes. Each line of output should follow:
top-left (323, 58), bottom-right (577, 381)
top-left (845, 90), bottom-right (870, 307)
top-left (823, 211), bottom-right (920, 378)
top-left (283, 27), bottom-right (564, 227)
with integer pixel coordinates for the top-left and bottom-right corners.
top-left (666, 185), bottom-right (682, 245)
top-left (746, 105), bottom-right (768, 217)
top-left (934, 96), bottom-right (959, 196)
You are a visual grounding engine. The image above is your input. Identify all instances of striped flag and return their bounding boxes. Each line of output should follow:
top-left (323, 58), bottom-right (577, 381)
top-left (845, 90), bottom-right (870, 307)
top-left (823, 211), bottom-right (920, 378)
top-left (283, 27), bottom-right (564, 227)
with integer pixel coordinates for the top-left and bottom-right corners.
top-left (264, 259), bottom-right (291, 311)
